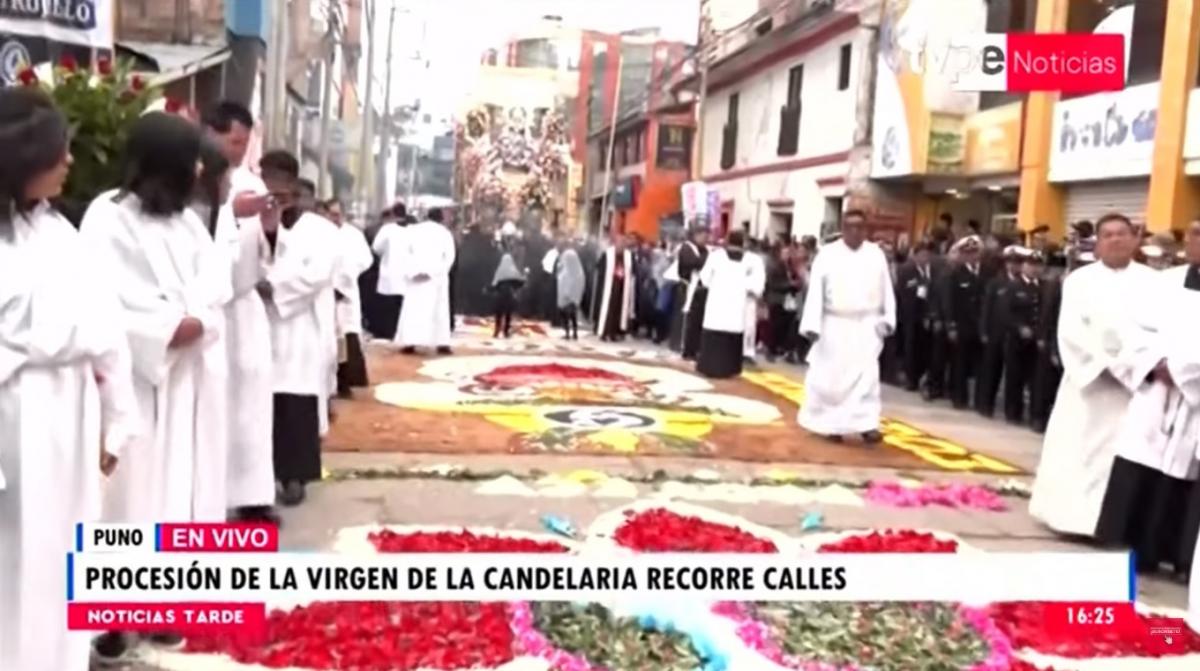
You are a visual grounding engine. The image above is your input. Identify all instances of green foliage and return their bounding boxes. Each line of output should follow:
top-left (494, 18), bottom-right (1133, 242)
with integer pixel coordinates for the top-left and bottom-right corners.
top-left (30, 57), bottom-right (160, 215)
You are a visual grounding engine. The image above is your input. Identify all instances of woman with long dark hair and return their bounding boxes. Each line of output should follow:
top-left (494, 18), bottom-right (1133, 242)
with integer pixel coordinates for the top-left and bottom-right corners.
top-left (0, 87), bottom-right (139, 671)
top-left (81, 112), bottom-right (232, 659)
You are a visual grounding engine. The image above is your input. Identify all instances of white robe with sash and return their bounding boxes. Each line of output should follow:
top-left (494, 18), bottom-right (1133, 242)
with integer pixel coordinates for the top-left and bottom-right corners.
top-left (596, 247), bottom-right (635, 335)
top-left (1114, 266), bottom-right (1200, 480)
top-left (215, 175), bottom-right (276, 508)
top-left (394, 219), bottom-right (456, 348)
top-left (266, 213), bottom-right (338, 398)
top-left (81, 192), bottom-right (232, 524)
top-left (1029, 261), bottom-right (1162, 536)
top-left (0, 205), bottom-right (139, 671)
top-left (797, 240), bottom-right (896, 435)
top-left (334, 223), bottom-right (374, 339)
top-left (743, 251), bottom-right (765, 357)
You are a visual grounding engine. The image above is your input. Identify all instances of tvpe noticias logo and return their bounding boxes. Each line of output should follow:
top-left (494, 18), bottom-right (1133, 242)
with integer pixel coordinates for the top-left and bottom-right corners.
top-left (915, 33), bottom-right (1125, 93)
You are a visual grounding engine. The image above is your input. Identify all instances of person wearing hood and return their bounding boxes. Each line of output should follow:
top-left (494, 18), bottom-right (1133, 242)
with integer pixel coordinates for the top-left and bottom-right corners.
top-left (490, 241), bottom-right (527, 338)
top-left (555, 236), bottom-right (586, 340)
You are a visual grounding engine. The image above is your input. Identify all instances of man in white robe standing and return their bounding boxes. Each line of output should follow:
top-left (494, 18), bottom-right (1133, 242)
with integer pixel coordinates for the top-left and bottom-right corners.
top-left (396, 208), bottom-right (457, 355)
top-left (257, 151), bottom-right (336, 506)
top-left (370, 203), bottom-right (410, 339)
top-left (1030, 212), bottom-right (1162, 538)
top-left (798, 210), bottom-right (896, 444)
top-left (329, 199), bottom-right (373, 396)
top-left (695, 231), bottom-right (765, 378)
top-left (742, 240), bottom-right (766, 365)
top-left (201, 101), bottom-right (278, 524)
top-left (0, 87), bottom-right (140, 671)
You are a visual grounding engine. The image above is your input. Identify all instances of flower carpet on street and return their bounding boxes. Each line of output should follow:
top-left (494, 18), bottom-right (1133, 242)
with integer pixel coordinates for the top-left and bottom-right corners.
top-left (152, 501), bottom-right (1200, 671)
top-left (328, 347), bottom-right (1019, 474)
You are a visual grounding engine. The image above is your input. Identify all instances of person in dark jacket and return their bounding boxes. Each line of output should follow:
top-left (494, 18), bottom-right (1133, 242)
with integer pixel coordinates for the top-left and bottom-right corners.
top-left (1029, 250), bottom-right (1068, 433)
top-left (976, 246), bottom-right (1022, 417)
top-left (763, 243), bottom-right (798, 361)
top-left (896, 241), bottom-right (936, 392)
top-left (942, 236), bottom-right (986, 409)
top-left (1002, 249), bottom-right (1044, 424)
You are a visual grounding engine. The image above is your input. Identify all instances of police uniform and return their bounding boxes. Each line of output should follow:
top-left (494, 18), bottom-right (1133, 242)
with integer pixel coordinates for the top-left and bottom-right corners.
top-left (976, 247), bottom-right (1022, 416)
top-left (1002, 250), bottom-right (1043, 423)
top-left (941, 237), bottom-right (986, 409)
top-left (896, 256), bottom-right (935, 391)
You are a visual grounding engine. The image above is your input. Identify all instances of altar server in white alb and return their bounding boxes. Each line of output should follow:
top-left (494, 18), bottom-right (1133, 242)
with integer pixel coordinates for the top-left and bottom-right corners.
top-left (695, 230), bottom-right (765, 378)
top-left (0, 87), bottom-right (140, 671)
top-left (395, 207), bottom-right (457, 355)
top-left (327, 198), bottom-right (373, 396)
top-left (201, 101), bottom-right (279, 524)
top-left (742, 239), bottom-right (766, 364)
top-left (798, 210), bottom-right (896, 444)
top-left (370, 203), bottom-right (410, 339)
top-left (257, 150), bottom-right (336, 506)
top-left (594, 234), bottom-right (636, 342)
top-left (82, 113), bottom-right (232, 529)
top-left (1029, 213), bottom-right (1162, 538)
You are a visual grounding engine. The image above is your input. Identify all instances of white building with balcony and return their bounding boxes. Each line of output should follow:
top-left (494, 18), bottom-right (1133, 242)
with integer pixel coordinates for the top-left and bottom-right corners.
top-left (696, 0), bottom-right (866, 241)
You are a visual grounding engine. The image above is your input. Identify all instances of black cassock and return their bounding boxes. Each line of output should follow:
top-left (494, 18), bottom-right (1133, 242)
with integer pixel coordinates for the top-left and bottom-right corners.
top-left (670, 241), bottom-right (708, 357)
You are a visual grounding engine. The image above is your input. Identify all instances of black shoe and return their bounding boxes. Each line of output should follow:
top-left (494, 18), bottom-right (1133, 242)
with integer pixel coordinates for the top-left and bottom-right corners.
top-left (862, 430), bottom-right (883, 444)
top-left (743, 357), bottom-right (757, 367)
top-left (146, 632), bottom-right (186, 650)
top-left (232, 505), bottom-right (282, 526)
top-left (825, 434), bottom-right (843, 443)
top-left (784, 352), bottom-right (798, 364)
top-left (280, 481), bottom-right (306, 507)
top-left (92, 632), bottom-right (132, 666)
top-left (437, 346), bottom-right (453, 354)
top-left (400, 346), bottom-right (416, 355)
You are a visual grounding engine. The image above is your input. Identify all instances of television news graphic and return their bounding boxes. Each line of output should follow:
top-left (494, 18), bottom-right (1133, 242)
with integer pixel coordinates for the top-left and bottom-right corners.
top-left (78, 522), bottom-right (280, 553)
top-left (919, 33), bottom-right (1126, 93)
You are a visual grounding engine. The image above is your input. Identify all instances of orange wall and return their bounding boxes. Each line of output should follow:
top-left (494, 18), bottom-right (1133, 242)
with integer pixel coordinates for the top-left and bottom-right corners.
top-left (620, 115), bottom-right (692, 241)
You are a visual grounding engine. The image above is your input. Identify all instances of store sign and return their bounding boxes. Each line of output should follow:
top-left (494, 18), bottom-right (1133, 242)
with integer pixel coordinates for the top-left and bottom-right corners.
top-left (0, 0), bottom-right (111, 48)
top-left (963, 101), bottom-right (1022, 175)
top-left (1049, 82), bottom-right (1158, 182)
top-left (927, 113), bottom-right (965, 175)
top-left (1182, 88), bottom-right (1200, 169)
top-left (656, 125), bottom-right (692, 171)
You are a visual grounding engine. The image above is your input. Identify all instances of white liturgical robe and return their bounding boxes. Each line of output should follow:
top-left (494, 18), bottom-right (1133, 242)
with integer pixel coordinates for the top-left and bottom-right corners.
top-left (797, 239), bottom-right (896, 435)
top-left (334, 223), bottom-right (373, 339)
top-left (743, 251), bottom-right (765, 358)
top-left (1029, 261), bottom-right (1162, 536)
top-left (700, 248), bottom-right (766, 333)
top-left (394, 219), bottom-right (456, 348)
top-left (216, 170), bottom-right (277, 508)
top-left (1, 204), bottom-right (139, 671)
top-left (1114, 266), bottom-right (1200, 480)
top-left (81, 192), bottom-right (232, 525)
top-left (265, 212), bottom-right (337, 397)
top-left (372, 221), bottom-right (410, 297)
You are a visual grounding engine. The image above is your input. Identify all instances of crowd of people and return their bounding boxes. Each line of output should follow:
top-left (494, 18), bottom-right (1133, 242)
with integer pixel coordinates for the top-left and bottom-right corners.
top-left (0, 88), bottom-right (441, 668)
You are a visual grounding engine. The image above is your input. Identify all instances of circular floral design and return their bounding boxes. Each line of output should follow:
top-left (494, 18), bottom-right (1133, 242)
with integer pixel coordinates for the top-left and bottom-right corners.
top-left (611, 507), bottom-right (781, 553)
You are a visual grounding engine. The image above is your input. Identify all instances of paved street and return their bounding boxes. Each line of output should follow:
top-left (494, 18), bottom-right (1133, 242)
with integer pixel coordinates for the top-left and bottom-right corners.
top-left (124, 333), bottom-right (1190, 670)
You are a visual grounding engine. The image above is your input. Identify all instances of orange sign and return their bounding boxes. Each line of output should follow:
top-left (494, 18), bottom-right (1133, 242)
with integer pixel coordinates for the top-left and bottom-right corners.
top-left (963, 101), bottom-right (1023, 175)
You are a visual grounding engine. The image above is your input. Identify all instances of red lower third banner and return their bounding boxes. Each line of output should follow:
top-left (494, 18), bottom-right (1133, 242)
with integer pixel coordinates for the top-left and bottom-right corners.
top-left (1041, 602), bottom-right (1192, 655)
top-left (68, 602), bottom-right (266, 637)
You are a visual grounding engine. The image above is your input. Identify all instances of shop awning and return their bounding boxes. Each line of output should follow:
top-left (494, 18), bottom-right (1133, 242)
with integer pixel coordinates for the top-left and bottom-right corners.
top-left (116, 41), bottom-right (230, 86)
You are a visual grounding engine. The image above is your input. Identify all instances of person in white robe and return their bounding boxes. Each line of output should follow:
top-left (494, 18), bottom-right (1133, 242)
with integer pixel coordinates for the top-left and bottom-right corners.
top-left (696, 231), bottom-right (765, 378)
top-left (594, 236), bottom-right (636, 342)
top-left (395, 208), bottom-right (457, 354)
top-left (1029, 213), bottom-right (1163, 538)
top-left (371, 204), bottom-right (411, 340)
top-left (83, 114), bottom-right (232, 657)
top-left (327, 199), bottom-right (373, 397)
top-left (743, 245), bottom-right (766, 363)
top-left (0, 87), bottom-right (140, 671)
top-left (256, 151), bottom-right (336, 506)
top-left (202, 102), bottom-right (278, 523)
top-left (556, 239), bottom-right (586, 340)
top-left (296, 179), bottom-right (339, 436)
top-left (798, 211), bottom-right (896, 443)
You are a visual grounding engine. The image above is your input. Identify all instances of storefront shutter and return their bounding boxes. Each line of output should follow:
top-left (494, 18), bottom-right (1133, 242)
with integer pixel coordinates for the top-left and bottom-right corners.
top-left (1062, 179), bottom-right (1150, 227)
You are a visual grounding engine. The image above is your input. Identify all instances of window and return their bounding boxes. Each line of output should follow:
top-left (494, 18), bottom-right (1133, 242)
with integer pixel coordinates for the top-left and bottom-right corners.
top-left (721, 93), bottom-right (739, 170)
top-left (837, 44), bottom-right (851, 91)
top-left (786, 65), bottom-right (803, 107)
top-left (1127, 0), bottom-right (1166, 85)
top-left (727, 93), bottom-right (740, 125)
top-left (755, 19), bottom-right (773, 36)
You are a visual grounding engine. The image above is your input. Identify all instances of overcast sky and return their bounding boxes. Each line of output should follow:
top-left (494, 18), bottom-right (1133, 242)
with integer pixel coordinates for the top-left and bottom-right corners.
top-left (369, 0), bottom-right (700, 120)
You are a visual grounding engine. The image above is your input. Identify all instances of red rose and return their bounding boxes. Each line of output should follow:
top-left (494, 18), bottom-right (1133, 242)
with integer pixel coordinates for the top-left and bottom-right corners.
top-left (59, 53), bottom-right (78, 72)
top-left (130, 74), bottom-right (146, 91)
top-left (613, 508), bottom-right (779, 552)
top-left (818, 530), bottom-right (958, 553)
top-left (16, 67), bottom-right (37, 86)
top-left (165, 98), bottom-right (184, 114)
top-left (97, 56), bottom-right (113, 76)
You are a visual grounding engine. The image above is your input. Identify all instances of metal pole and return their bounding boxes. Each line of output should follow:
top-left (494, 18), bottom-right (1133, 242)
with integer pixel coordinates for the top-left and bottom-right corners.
top-left (597, 48), bottom-right (625, 236)
top-left (358, 0), bottom-right (376, 213)
top-left (317, 4), bottom-right (336, 199)
top-left (376, 4), bottom-right (398, 214)
top-left (692, 1), bottom-right (710, 182)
